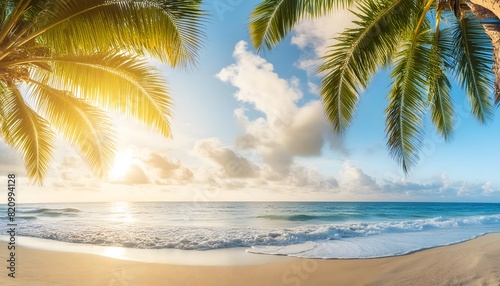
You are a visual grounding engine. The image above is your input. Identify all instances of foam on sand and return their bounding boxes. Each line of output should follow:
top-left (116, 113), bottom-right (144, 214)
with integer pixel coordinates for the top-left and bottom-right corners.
top-left (1, 233), bottom-right (500, 285)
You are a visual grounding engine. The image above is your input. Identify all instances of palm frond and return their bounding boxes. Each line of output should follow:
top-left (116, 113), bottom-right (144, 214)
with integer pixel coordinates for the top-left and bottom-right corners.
top-left (451, 13), bottom-right (494, 123)
top-left (318, 0), bottom-right (418, 134)
top-left (249, 0), bottom-right (353, 51)
top-left (427, 25), bottom-right (454, 141)
top-left (0, 0), bottom-right (15, 25)
top-left (28, 52), bottom-right (172, 138)
top-left (19, 0), bottom-right (206, 67)
top-left (386, 20), bottom-right (431, 174)
top-left (0, 83), bottom-right (9, 138)
top-left (27, 78), bottom-right (116, 177)
top-left (1, 84), bottom-right (54, 184)
top-left (0, 0), bottom-right (31, 46)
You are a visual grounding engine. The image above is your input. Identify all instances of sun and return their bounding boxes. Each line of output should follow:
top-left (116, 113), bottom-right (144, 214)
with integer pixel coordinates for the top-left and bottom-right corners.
top-left (108, 149), bottom-right (134, 181)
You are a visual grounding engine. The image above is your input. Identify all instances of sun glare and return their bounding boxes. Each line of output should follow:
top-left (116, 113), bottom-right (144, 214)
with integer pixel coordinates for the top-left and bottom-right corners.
top-left (101, 246), bottom-right (126, 260)
top-left (109, 202), bottom-right (136, 223)
top-left (108, 149), bottom-right (134, 181)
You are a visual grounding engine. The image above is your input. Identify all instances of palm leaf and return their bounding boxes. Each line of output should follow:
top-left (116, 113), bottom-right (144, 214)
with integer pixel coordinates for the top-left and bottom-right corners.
top-left (0, 0), bottom-right (31, 45)
top-left (427, 24), bottom-right (454, 141)
top-left (0, 0), bottom-right (15, 25)
top-left (249, 0), bottom-right (354, 51)
top-left (27, 52), bottom-right (173, 138)
top-left (1, 84), bottom-right (54, 184)
top-left (451, 12), bottom-right (494, 123)
top-left (27, 78), bottom-right (116, 177)
top-left (318, 0), bottom-right (418, 134)
top-left (386, 18), bottom-right (432, 174)
top-left (16, 0), bottom-right (206, 67)
top-left (0, 83), bottom-right (9, 138)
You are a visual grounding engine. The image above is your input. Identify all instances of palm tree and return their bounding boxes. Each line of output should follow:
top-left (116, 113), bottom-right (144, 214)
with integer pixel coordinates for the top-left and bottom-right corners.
top-left (0, 0), bottom-right (205, 184)
top-left (249, 0), bottom-right (496, 173)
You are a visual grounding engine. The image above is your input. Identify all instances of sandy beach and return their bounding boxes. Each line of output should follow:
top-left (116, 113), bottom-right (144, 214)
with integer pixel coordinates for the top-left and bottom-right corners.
top-left (0, 233), bottom-right (499, 286)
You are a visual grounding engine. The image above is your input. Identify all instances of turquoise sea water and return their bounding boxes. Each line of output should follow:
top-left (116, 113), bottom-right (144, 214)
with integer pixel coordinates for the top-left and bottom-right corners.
top-left (1, 202), bottom-right (499, 259)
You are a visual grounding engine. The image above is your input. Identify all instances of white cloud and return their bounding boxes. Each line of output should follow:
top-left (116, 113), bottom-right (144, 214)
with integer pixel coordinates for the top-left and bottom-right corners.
top-left (339, 161), bottom-right (379, 191)
top-left (291, 11), bottom-right (357, 75)
top-left (217, 41), bottom-right (347, 178)
top-left (194, 137), bottom-right (259, 178)
top-left (192, 137), bottom-right (338, 192)
top-left (287, 164), bottom-right (339, 189)
top-left (142, 152), bottom-right (194, 184)
top-left (481, 181), bottom-right (499, 196)
top-left (52, 155), bottom-right (101, 189)
top-left (115, 164), bottom-right (149, 185)
top-left (216, 41), bottom-right (301, 122)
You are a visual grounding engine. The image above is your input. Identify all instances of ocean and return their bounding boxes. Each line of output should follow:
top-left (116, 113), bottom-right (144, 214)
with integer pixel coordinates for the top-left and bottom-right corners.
top-left (1, 202), bottom-right (500, 259)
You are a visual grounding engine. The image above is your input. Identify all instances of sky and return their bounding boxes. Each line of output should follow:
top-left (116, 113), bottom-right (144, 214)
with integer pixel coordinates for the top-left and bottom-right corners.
top-left (1, 1), bottom-right (500, 203)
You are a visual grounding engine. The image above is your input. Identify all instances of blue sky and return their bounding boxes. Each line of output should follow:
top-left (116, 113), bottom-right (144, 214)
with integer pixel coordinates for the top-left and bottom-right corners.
top-left (1, 1), bottom-right (499, 203)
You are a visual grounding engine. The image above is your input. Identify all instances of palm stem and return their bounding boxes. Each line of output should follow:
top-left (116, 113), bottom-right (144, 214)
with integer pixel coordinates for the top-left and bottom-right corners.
top-left (414, 0), bottom-right (434, 41)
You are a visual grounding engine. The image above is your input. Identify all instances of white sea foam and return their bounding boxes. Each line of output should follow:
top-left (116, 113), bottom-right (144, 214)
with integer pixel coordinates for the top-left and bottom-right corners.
top-left (11, 214), bottom-right (500, 256)
top-left (0, 236), bottom-right (288, 266)
top-left (3, 202), bottom-right (500, 259)
top-left (248, 228), bottom-right (493, 259)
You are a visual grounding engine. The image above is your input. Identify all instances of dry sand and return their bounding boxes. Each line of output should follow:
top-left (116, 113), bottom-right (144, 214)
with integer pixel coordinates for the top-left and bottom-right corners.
top-left (1, 233), bottom-right (500, 286)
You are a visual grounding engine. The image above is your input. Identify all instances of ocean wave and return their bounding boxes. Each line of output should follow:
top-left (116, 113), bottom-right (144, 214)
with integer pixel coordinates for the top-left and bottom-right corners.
top-left (256, 214), bottom-right (349, 221)
top-left (248, 230), bottom-right (490, 259)
top-left (17, 216), bottom-right (38, 220)
top-left (17, 208), bottom-right (81, 217)
top-left (22, 208), bottom-right (81, 214)
top-left (14, 214), bottom-right (500, 251)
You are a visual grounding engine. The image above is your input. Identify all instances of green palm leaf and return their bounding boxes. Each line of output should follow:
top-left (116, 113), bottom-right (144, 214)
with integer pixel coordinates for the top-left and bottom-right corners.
top-left (9, 0), bottom-right (205, 67)
top-left (427, 24), bottom-right (454, 141)
top-left (0, 1), bottom-right (206, 183)
top-left (249, 0), bottom-right (353, 51)
top-left (248, 0), bottom-right (497, 174)
top-left (26, 52), bottom-right (173, 138)
top-left (27, 79), bottom-right (116, 177)
top-left (451, 13), bottom-right (494, 123)
top-left (1, 84), bottom-right (55, 184)
top-left (318, 0), bottom-right (418, 134)
top-left (385, 3), bottom-right (432, 173)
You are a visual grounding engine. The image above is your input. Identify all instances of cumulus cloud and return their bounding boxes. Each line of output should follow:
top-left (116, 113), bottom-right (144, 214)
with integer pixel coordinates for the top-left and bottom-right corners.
top-left (115, 165), bottom-right (149, 185)
top-left (143, 152), bottom-right (194, 184)
top-left (291, 10), bottom-right (357, 74)
top-left (194, 137), bottom-right (259, 178)
top-left (55, 146), bottom-right (196, 187)
top-left (326, 163), bottom-right (500, 201)
top-left (340, 162), bottom-right (379, 190)
top-left (216, 41), bottom-right (301, 121)
top-left (42, 144), bottom-right (500, 201)
top-left (481, 181), bottom-right (499, 196)
top-left (217, 41), bottom-right (347, 178)
top-left (287, 164), bottom-right (339, 189)
top-left (376, 173), bottom-right (500, 201)
top-left (53, 155), bottom-right (100, 189)
top-left (190, 137), bottom-right (339, 192)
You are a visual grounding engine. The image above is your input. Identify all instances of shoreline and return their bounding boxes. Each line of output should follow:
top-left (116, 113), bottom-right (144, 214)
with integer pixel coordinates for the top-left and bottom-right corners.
top-left (0, 230), bottom-right (493, 264)
top-left (1, 233), bottom-right (499, 285)
top-left (0, 236), bottom-right (293, 266)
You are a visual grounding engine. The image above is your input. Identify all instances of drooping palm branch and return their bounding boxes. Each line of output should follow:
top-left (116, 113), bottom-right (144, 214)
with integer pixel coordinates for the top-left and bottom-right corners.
top-left (249, 0), bottom-right (354, 51)
top-left (0, 0), bottom-right (206, 184)
top-left (249, 0), bottom-right (494, 174)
